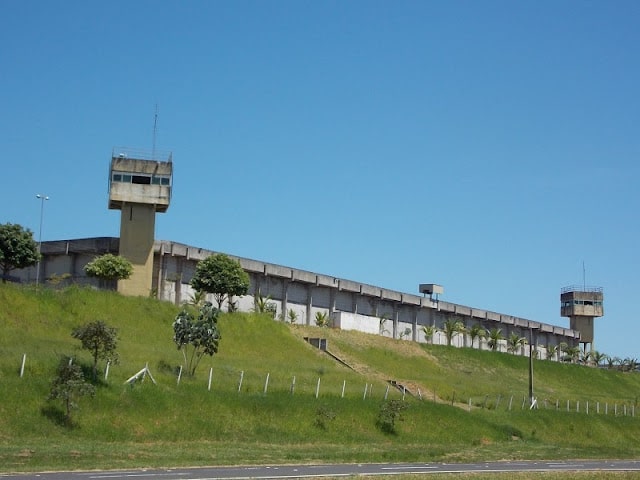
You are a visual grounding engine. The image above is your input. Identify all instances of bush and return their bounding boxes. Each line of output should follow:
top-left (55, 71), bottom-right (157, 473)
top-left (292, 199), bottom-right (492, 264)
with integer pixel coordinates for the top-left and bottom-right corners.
top-left (376, 400), bottom-right (407, 435)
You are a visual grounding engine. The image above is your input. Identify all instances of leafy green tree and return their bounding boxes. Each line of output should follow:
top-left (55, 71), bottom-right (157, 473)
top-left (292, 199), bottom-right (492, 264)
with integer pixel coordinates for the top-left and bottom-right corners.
top-left (0, 223), bottom-right (39, 283)
top-left (468, 324), bottom-right (485, 349)
top-left (173, 302), bottom-right (221, 376)
top-left (546, 344), bottom-right (558, 361)
top-left (442, 318), bottom-right (465, 346)
top-left (84, 253), bottom-right (133, 286)
top-left (48, 356), bottom-right (96, 424)
top-left (507, 332), bottom-right (527, 354)
top-left (191, 253), bottom-right (250, 309)
top-left (71, 321), bottom-right (119, 380)
top-left (486, 328), bottom-right (504, 352)
top-left (421, 325), bottom-right (437, 344)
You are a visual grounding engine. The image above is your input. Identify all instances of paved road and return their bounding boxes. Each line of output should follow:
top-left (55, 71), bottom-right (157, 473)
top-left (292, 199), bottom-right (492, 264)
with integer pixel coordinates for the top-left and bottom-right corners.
top-left (3, 460), bottom-right (640, 479)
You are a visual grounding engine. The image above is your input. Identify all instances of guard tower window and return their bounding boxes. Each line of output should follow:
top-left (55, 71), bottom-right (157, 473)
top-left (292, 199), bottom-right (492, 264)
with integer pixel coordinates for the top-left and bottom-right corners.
top-left (150, 175), bottom-right (171, 186)
top-left (132, 175), bottom-right (152, 185)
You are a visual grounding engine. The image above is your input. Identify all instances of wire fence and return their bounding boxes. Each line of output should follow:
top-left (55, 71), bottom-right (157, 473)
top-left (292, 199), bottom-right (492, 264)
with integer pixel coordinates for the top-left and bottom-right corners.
top-left (16, 353), bottom-right (638, 420)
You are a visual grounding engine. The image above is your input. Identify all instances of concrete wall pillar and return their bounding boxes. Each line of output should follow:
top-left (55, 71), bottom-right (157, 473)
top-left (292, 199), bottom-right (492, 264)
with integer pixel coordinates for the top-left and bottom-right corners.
top-left (282, 280), bottom-right (289, 320)
top-left (174, 257), bottom-right (183, 306)
top-left (392, 307), bottom-right (398, 339)
top-left (329, 288), bottom-right (336, 314)
top-left (306, 289), bottom-right (312, 326)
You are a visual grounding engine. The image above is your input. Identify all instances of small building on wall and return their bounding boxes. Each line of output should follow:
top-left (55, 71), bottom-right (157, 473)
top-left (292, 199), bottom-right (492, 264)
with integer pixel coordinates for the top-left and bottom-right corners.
top-left (15, 236), bottom-right (581, 359)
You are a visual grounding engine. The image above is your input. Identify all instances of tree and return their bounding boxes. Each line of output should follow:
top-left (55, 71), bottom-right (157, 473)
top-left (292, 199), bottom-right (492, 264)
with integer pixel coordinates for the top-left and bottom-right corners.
top-left (421, 325), bottom-right (437, 344)
top-left (71, 321), bottom-right (119, 380)
top-left (442, 318), bottom-right (465, 347)
top-left (173, 302), bottom-right (221, 377)
top-left (0, 223), bottom-right (39, 283)
top-left (622, 357), bottom-right (638, 372)
top-left (507, 332), bottom-right (527, 355)
top-left (48, 356), bottom-right (96, 424)
top-left (315, 311), bottom-right (331, 327)
top-left (84, 253), bottom-right (132, 286)
top-left (591, 350), bottom-right (608, 367)
top-left (190, 253), bottom-right (250, 309)
top-left (546, 344), bottom-right (559, 361)
top-left (184, 289), bottom-right (207, 310)
top-left (376, 399), bottom-right (408, 435)
top-left (562, 345), bottom-right (581, 363)
top-left (486, 328), bottom-right (504, 352)
top-left (379, 314), bottom-right (390, 335)
top-left (287, 309), bottom-right (298, 324)
top-left (580, 349), bottom-right (592, 365)
top-left (468, 324), bottom-right (485, 349)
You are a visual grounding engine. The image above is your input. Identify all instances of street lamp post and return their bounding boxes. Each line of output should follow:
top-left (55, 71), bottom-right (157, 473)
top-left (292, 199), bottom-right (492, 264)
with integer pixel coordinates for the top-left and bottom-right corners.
top-left (35, 194), bottom-right (49, 288)
top-left (529, 327), bottom-right (535, 409)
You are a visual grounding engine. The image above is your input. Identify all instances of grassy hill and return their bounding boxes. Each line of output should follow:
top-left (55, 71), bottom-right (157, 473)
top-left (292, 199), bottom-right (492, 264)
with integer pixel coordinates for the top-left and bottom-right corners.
top-left (2, 283), bottom-right (640, 473)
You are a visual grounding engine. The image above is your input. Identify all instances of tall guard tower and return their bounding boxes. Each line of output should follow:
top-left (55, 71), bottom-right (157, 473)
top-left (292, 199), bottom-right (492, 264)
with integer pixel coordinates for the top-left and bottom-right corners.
top-left (108, 148), bottom-right (173, 296)
top-left (560, 285), bottom-right (604, 353)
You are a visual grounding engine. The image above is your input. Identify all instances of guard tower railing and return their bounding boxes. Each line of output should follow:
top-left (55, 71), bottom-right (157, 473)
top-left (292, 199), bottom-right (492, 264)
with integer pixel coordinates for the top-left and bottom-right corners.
top-left (561, 285), bottom-right (603, 294)
top-left (112, 147), bottom-right (172, 163)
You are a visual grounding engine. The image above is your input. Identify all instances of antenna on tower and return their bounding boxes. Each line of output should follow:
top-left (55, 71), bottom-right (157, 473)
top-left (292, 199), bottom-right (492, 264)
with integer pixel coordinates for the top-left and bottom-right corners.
top-left (152, 104), bottom-right (159, 160)
top-left (582, 261), bottom-right (586, 290)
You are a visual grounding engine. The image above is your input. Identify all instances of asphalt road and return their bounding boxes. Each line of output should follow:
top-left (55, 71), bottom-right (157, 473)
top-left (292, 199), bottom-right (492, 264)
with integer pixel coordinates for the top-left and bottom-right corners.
top-left (3, 460), bottom-right (640, 480)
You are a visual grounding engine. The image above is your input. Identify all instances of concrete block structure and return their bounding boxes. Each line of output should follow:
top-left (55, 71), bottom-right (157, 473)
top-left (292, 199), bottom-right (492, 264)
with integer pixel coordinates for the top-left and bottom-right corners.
top-left (108, 148), bottom-right (173, 296)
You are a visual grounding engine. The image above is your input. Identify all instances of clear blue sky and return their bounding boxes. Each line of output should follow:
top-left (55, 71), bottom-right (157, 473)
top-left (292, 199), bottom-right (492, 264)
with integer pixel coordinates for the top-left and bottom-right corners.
top-left (2, 1), bottom-right (639, 358)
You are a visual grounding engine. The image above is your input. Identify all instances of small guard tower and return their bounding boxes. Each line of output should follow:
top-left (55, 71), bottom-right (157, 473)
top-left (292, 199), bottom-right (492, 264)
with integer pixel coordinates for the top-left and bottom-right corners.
top-left (108, 148), bottom-right (173, 296)
top-left (560, 285), bottom-right (604, 352)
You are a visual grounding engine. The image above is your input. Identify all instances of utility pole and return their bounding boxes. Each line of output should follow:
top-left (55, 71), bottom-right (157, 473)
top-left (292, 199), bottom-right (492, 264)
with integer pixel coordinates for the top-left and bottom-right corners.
top-left (35, 194), bottom-right (49, 289)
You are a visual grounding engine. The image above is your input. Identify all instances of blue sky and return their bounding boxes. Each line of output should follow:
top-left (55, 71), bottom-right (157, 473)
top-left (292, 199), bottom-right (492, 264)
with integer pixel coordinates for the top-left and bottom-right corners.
top-left (2, 1), bottom-right (639, 358)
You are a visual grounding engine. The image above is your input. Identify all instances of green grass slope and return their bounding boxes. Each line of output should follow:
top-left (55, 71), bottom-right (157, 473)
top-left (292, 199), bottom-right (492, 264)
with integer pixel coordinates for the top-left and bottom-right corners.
top-left (1, 283), bottom-right (640, 473)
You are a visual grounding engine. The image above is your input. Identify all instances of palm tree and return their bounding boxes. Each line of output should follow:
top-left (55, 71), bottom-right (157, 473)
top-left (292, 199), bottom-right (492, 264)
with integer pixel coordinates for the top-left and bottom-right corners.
top-left (608, 356), bottom-right (622, 370)
top-left (546, 344), bottom-right (559, 361)
top-left (184, 289), bottom-right (206, 309)
top-left (563, 345), bottom-right (581, 363)
top-left (421, 325), bottom-right (437, 344)
top-left (468, 324), bottom-right (485, 350)
top-left (253, 293), bottom-right (272, 313)
top-left (623, 357), bottom-right (638, 372)
top-left (315, 311), bottom-right (331, 328)
top-left (442, 318), bottom-right (465, 347)
top-left (580, 350), bottom-right (592, 365)
top-left (591, 350), bottom-right (608, 367)
top-left (379, 314), bottom-right (390, 335)
top-left (507, 332), bottom-right (527, 355)
top-left (486, 328), bottom-right (504, 352)
top-left (287, 309), bottom-right (298, 324)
